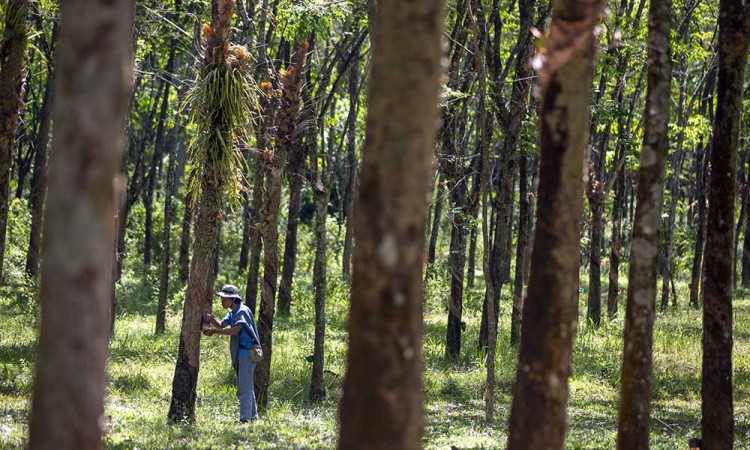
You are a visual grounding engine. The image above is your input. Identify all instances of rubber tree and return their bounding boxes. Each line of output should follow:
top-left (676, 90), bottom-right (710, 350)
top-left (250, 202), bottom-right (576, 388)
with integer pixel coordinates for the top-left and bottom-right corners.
top-left (28, 0), bottom-right (134, 447)
top-left (336, 0), bottom-right (445, 445)
top-left (0, 0), bottom-right (30, 285)
top-left (168, 0), bottom-right (254, 421)
top-left (701, 2), bottom-right (750, 448)
top-left (507, 0), bottom-right (602, 446)
top-left (616, 0), bottom-right (672, 443)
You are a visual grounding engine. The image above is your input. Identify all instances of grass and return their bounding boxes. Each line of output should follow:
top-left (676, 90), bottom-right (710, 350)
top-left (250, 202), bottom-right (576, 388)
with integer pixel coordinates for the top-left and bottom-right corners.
top-left (1, 217), bottom-right (750, 448)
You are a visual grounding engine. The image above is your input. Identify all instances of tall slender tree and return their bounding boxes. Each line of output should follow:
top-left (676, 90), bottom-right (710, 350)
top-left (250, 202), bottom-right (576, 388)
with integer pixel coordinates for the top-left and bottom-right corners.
top-left (336, 0), bottom-right (444, 444)
top-left (616, 0), bottom-right (672, 443)
top-left (28, 0), bottom-right (134, 447)
top-left (0, 0), bottom-right (30, 285)
top-left (701, 2), bottom-right (750, 448)
top-left (507, 0), bottom-right (602, 446)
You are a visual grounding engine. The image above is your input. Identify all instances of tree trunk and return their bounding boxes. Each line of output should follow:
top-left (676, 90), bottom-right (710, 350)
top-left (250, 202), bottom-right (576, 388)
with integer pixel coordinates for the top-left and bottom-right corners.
top-left (156, 121), bottom-right (181, 335)
top-left (342, 50), bottom-right (360, 283)
top-left (701, 4), bottom-right (750, 448)
top-left (28, 0), bottom-right (134, 447)
top-left (615, 0), bottom-right (672, 444)
top-left (25, 34), bottom-right (55, 279)
top-left (691, 143), bottom-right (708, 306)
top-left (309, 163), bottom-right (331, 402)
top-left (255, 40), bottom-right (308, 409)
top-left (0, 0), bottom-right (30, 286)
top-left (427, 177), bottom-right (444, 266)
top-left (511, 153), bottom-right (529, 346)
top-left (178, 189), bottom-right (193, 283)
top-left (507, 0), bottom-right (601, 446)
top-left (277, 131), bottom-right (308, 315)
top-left (168, 0), bottom-right (235, 422)
top-left (336, 0), bottom-right (443, 443)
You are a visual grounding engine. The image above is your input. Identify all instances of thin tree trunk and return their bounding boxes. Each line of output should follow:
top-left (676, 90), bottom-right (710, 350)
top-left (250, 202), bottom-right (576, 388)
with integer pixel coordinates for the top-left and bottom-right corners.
top-left (178, 189), bottom-right (193, 283)
top-left (156, 121), bottom-right (181, 334)
top-left (255, 40), bottom-right (308, 409)
top-left (0, 0), bottom-right (30, 285)
top-left (511, 152), bottom-right (529, 346)
top-left (341, 50), bottom-right (360, 283)
top-left (616, 0), bottom-right (672, 443)
top-left (427, 177), bottom-right (444, 266)
top-left (25, 32), bottom-right (55, 279)
top-left (28, 0), bottom-right (134, 447)
top-left (337, 0), bottom-right (443, 442)
top-left (507, 0), bottom-right (601, 446)
top-left (691, 142), bottom-right (708, 306)
top-left (277, 129), bottom-right (308, 315)
top-left (701, 4), bottom-right (750, 448)
top-left (309, 152), bottom-right (332, 402)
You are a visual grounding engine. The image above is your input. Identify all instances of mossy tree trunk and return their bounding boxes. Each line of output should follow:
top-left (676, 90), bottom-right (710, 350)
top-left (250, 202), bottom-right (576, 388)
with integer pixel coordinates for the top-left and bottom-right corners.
top-left (507, 0), bottom-right (601, 446)
top-left (28, 0), bottom-right (134, 447)
top-left (337, 0), bottom-right (444, 444)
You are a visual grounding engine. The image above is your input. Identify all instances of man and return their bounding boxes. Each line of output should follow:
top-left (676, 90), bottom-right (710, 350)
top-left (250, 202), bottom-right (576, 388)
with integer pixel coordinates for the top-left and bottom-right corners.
top-left (203, 284), bottom-right (260, 423)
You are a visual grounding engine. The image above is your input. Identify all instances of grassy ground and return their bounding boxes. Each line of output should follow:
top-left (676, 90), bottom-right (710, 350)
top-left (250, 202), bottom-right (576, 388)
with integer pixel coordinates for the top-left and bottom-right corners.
top-left (1, 220), bottom-right (749, 448)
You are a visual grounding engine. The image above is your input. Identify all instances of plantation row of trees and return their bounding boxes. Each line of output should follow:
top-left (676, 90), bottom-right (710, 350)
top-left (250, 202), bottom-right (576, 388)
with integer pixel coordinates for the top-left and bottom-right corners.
top-left (1, 0), bottom-right (749, 448)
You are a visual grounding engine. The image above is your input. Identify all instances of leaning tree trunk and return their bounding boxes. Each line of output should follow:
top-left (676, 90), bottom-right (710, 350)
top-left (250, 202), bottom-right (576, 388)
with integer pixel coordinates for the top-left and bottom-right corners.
top-left (255, 40), bottom-right (308, 409)
top-left (168, 0), bottom-right (235, 422)
top-left (507, 0), bottom-right (601, 447)
top-left (0, 0), bottom-right (30, 286)
top-left (702, 3), bottom-right (750, 448)
top-left (336, 0), bottom-right (444, 443)
top-left (27, 0), bottom-right (134, 447)
top-left (616, 0), bottom-right (672, 444)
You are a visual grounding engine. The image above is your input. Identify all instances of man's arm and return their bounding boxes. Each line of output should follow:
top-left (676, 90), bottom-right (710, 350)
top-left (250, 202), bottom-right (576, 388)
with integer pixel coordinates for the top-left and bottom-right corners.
top-left (205, 324), bottom-right (242, 336)
top-left (204, 314), bottom-right (227, 329)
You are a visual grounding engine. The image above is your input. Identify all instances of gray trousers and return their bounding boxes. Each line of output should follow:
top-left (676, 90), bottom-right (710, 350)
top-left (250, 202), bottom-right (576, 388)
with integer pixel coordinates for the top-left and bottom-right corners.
top-left (237, 354), bottom-right (258, 421)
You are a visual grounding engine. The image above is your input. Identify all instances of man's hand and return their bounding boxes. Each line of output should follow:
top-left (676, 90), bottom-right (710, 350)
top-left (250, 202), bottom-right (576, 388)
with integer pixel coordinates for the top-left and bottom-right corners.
top-left (203, 313), bottom-right (215, 323)
top-left (203, 328), bottom-right (216, 336)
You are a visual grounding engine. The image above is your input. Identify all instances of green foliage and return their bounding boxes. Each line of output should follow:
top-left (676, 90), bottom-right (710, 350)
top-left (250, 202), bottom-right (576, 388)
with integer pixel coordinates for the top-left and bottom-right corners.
top-left (276, 0), bottom-right (350, 43)
top-left (184, 44), bottom-right (259, 209)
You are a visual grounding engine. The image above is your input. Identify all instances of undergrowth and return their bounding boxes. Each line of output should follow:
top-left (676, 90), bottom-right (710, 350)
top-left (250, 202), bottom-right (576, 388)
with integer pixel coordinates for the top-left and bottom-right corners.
top-left (1, 216), bottom-right (749, 449)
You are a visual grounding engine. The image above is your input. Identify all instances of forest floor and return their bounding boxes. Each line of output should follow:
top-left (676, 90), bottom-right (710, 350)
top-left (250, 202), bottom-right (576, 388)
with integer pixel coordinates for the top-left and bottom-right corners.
top-left (1, 265), bottom-right (750, 449)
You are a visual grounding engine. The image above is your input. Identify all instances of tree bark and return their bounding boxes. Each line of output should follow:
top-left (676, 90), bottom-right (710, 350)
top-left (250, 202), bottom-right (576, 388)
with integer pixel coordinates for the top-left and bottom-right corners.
top-left (616, 0), bottom-right (672, 444)
top-left (309, 155), bottom-right (331, 402)
top-left (507, 0), bottom-right (601, 446)
top-left (255, 40), bottom-right (309, 409)
top-left (701, 3), bottom-right (750, 448)
top-left (25, 29), bottom-right (55, 279)
top-left (342, 50), bottom-right (360, 283)
top-left (156, 119), bottom-right (182, 334)
top-left (28, 0), bottom-right (134, 447)
top-left (337, 0), bottom-right (443, 443)
top-left (0, 0), bottom-right (30, 285)
top-left (168, 0), bottom-right (235, 422)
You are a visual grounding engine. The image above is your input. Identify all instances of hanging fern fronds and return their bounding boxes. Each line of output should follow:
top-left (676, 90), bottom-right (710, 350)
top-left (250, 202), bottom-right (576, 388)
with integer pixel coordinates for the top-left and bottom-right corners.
top-left (184, 43), bottom-right (259, 209)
